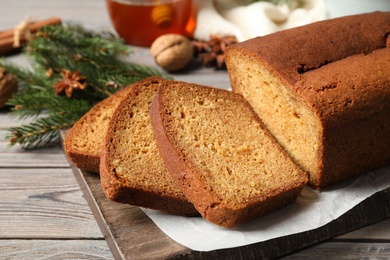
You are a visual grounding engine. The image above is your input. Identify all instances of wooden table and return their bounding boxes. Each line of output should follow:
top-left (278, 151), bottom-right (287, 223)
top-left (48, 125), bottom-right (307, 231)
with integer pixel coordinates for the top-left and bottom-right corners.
top-left (1, 1), bottom-right (389, 259)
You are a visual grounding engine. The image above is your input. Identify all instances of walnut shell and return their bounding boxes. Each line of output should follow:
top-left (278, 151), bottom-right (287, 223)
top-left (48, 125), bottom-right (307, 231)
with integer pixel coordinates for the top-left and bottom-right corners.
top-left (150, 34), bottom-right (193, 71)
top-left (0, 67), bottom-right (18, 108)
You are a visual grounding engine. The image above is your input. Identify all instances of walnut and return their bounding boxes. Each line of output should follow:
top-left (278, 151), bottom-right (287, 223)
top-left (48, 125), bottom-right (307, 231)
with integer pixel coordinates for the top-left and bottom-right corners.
top-left (0, 67), bottom-right (18, 108)
top-left (150, 34), bottom-right (193, 71)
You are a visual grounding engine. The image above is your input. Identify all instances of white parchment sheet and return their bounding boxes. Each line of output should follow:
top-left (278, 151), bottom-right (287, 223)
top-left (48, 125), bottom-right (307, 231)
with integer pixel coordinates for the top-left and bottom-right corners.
top-left (143, 166), bottom-right (390, 251)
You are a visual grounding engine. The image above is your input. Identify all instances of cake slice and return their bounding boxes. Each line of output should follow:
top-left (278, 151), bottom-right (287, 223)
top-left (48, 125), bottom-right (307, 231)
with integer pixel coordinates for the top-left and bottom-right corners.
top-left (100, 77), bottom-right (198, 216)
top-left (224, 12), bottom-right (390, 189)
top-left (151, 81), bottom-right (307, 227)
top-left (64, 84), bottom-right (134, 173)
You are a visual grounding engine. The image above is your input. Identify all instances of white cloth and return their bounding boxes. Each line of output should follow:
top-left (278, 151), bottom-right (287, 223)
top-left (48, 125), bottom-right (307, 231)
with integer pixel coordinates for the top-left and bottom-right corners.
top-left (194, 0), bottom-right (327, 41)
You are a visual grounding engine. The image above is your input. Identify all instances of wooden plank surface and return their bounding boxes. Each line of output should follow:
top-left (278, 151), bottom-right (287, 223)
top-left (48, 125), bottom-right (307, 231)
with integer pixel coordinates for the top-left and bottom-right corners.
top-left (1, 1), bottom-right (390, 259)
top-left (0, 0), bottom-right (112, 32)
top-left (0, 240), bottom-right (113, 259)
top-left (338, 218), bottom-right (390, 240)
top-left (0, 113), bottom-right (113, 258)
top-left (0, 168), bottom-right (103, 239)
top-left (0, 149), bottom-right (69, 168)
top-left (282, 242), bottom-right (390, 259)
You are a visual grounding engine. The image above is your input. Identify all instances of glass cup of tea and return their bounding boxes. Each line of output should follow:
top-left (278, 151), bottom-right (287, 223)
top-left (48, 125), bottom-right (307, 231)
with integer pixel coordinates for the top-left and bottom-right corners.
top-left (106, 0), bottom-right (196, 47)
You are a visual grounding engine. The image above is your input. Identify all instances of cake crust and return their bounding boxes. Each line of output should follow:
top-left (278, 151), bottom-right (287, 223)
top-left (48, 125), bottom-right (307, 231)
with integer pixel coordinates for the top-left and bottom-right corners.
top-left (232, 12), bottom-right (390, 86)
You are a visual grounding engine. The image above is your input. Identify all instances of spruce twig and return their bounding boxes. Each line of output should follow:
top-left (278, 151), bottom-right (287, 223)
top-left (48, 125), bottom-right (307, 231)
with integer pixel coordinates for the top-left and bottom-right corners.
top-left (7, 113), bottom-right (81, 149)
top-left (1, 22), bottom-right (171, 148)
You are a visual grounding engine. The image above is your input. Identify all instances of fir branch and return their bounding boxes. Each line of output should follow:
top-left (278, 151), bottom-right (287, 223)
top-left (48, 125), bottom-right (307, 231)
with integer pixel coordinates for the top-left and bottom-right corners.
top-left (2, 22), bottom-right (171, 148)
top-left (27, 23), bottom-right (130, 73)
top-left (0, 61), bottom-right (53, 89)
top-left (7, 112), bottom-right (82, 149)
top-left (24, 23), bottom-right (168, 100)
top-left (7, 90), bottom-right (91, 119)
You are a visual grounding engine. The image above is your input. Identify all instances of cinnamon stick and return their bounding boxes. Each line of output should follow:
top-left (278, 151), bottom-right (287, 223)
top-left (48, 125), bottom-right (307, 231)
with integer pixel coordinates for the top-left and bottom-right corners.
top-left (0, 17), bottom-right (62, 55)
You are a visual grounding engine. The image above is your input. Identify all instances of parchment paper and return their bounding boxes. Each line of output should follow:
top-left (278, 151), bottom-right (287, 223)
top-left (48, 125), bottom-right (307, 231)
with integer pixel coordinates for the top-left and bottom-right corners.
top-left (143, 166), bottom-right (390, 251)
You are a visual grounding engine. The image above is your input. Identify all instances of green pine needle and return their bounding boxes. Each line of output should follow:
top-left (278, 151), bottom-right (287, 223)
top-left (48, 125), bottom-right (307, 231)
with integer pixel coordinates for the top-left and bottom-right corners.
top-left (2, 22), bottom-right (171, 148)
top-left (7, 112), bottom-right (81, 149)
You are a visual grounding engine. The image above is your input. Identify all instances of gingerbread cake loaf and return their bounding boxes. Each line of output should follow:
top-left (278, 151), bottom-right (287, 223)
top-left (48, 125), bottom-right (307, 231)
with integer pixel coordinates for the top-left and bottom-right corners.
top-left (100, 77), bottom-right (198, 216)
top-left (64, 84), bottom-right (134, 174)
top-left (224, 12), bottom-right (390, 189)
top-left (151, 81), bottom-right (307, 227)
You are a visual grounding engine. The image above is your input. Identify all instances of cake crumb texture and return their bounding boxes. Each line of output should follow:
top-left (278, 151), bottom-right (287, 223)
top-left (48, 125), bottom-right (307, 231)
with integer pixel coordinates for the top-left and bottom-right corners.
top-left (151, 81), bottom-right (307, 227)
top-left (100, 77), bottom-right (198, 217)
top-left (64, 85), bottom-right (134, 173)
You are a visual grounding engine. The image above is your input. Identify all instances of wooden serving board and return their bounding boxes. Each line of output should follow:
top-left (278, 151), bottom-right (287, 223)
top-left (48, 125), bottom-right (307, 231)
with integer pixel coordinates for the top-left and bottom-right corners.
top-left (67, 160), bottom-right (390, 259)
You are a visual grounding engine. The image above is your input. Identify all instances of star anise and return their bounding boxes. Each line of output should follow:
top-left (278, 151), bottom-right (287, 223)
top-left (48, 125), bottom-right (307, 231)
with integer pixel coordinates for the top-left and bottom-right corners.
top-left (192, 34), bottom-right (238, 69)
top-left (209, 34), bottom-right (237, 54)
top-left (52, 69), bottom-right (87, 97)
